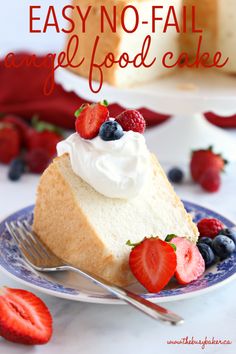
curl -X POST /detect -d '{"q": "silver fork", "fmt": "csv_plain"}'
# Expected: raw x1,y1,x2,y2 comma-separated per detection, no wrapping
6,220,184,325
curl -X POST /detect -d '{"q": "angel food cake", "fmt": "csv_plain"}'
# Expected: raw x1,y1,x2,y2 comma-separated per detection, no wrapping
33,102,199,286
67,0,236,87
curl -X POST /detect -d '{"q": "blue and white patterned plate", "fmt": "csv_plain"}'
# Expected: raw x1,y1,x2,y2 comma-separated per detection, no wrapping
0,202,236,304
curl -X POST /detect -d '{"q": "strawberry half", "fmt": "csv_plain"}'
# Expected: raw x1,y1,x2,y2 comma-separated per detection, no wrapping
171,237,205,285
0,287,53,345
190,146,227,182
128,237,177,293
75,102,109,139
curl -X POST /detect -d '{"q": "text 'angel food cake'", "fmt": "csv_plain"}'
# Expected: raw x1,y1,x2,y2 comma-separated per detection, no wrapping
33,102,199,287
67,0,236,87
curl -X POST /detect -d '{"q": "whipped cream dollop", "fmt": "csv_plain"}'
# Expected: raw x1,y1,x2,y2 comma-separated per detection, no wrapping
57,131,151,199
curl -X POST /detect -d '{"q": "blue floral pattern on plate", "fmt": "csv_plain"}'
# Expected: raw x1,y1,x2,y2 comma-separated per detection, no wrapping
0,202,235,304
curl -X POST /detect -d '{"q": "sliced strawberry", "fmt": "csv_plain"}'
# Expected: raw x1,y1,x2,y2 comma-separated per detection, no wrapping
0,287,53,345
0,123,21,164
75,102,109,139
128,237,177,293
171,237,205,285
25,117,63,158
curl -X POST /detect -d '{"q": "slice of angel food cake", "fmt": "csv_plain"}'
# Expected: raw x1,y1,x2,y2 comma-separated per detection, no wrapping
33,102,204,292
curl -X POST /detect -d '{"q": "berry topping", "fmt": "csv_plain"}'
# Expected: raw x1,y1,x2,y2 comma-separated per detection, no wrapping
99,121,124,141
219,228,236,245
167,167,184,183
197,237,213,248
197,243,216,267
197,218,224,238
116,110,146,134
171,237,205,285
128,237,177,293
25,148,51,174
190,146,227,183
0,123,21,164
8,158,26,181
0,287,52,345
75,102,109,139
212,235,235,259
199,167,221,193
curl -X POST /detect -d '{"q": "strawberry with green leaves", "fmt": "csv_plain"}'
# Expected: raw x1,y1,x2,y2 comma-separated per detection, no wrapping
127,235,205,292
26,117,64,158
127,237,177,293
75,101,109,139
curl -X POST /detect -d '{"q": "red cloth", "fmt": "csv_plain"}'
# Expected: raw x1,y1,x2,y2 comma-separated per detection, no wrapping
0,53,236,129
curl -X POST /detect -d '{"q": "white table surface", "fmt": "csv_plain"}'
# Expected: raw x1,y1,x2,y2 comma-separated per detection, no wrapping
0,129,236,354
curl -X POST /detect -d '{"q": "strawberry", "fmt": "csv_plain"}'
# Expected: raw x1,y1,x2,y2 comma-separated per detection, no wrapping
0,123,21,164
75,102,109,139
25,148,51,174
171,237,205,284
1,115,30,146
0,287,52,345
197,218,224,238
26,117,63,157
128,237,177,293
26,129,62,157
199,167,221,193
115,110,146,133
190,146,227,182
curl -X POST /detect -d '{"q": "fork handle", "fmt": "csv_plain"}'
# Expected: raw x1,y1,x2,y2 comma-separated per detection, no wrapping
64,265,183,325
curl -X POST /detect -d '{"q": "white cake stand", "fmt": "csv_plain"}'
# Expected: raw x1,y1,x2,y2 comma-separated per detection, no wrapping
55,68,236,163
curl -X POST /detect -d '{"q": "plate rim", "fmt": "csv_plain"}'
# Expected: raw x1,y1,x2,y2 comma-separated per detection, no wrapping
0,202,236,305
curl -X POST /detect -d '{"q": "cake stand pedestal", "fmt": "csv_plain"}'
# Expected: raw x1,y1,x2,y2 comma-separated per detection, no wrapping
55,68,236,163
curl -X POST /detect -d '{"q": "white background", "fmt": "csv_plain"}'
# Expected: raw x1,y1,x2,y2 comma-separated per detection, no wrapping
0,1,68,56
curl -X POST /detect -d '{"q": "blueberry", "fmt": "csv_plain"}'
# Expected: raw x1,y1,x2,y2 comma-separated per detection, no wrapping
212,235,235,259
8,158,25,181
99,121,124,141
167,168,184,183
219,228,236,245
198,237,213,248
197,243,215,267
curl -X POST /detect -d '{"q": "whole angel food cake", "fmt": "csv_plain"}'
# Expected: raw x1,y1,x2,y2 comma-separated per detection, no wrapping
67,0,236,87
33,102,199,287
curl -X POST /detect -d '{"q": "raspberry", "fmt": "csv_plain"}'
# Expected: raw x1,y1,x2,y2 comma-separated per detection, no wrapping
25,148,51,174
199,168,221,193
115,110,146,133
197,218,224,238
